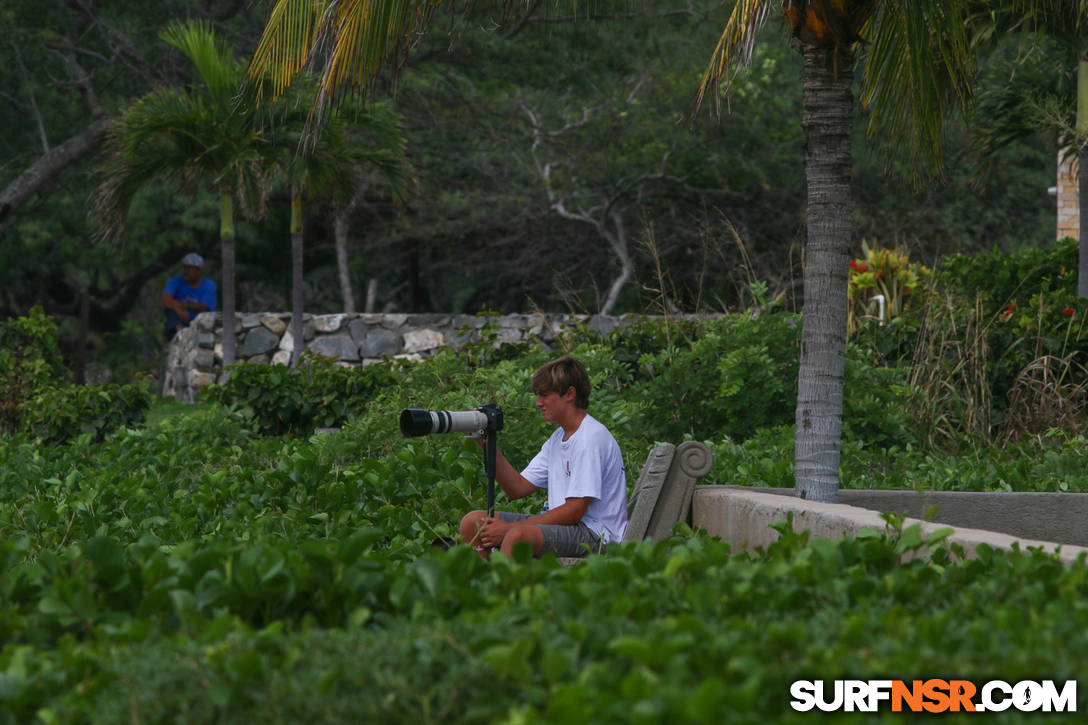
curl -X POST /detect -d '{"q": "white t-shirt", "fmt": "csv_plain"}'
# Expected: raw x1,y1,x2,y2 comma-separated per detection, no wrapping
520,413,628,543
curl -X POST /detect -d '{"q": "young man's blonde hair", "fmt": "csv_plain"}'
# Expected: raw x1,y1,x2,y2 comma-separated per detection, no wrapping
531,355,591,409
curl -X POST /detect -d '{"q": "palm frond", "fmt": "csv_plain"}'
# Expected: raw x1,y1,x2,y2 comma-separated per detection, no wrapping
694,0,778,114
161,20,243,106
970,38,1077,161
247,0,330,101
861,0,975,175
247,0,435,138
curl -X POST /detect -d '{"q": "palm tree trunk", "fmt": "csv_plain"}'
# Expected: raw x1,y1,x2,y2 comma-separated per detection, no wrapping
290,189,305,368
220,186,237,372
794,44,854,503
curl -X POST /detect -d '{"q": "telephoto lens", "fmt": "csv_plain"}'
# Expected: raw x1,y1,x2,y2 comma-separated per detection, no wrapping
399,409,438,437
400,409,490,437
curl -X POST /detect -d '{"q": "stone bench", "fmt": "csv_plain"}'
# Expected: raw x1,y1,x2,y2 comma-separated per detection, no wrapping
558,440,715,564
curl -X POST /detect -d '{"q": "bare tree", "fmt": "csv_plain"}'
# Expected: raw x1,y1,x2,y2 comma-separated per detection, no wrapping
523,88,692,314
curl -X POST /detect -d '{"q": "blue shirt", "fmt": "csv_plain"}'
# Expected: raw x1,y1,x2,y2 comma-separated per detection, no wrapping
164,275,217,332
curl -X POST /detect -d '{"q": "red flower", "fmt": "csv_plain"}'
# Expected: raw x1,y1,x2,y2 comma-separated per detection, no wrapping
850,259,868,273
1001,309,1014,320
1063,307,1075,317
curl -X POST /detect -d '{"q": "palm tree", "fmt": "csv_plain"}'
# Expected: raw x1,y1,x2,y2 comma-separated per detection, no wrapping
93,20,283,370
271,98,410,366
695,1,974,501
247,0,977,501
971,1,1088,296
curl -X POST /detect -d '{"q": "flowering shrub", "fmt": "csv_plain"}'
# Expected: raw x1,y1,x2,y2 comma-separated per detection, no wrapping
847,242,931,336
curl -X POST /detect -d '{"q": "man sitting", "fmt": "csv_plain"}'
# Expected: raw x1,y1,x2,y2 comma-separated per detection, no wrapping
162,252,216,341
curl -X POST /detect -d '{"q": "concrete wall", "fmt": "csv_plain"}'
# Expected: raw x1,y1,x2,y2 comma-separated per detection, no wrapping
692,486,1088,564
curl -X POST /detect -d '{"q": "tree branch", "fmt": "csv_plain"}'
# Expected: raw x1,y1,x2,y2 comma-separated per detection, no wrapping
0,118,111,223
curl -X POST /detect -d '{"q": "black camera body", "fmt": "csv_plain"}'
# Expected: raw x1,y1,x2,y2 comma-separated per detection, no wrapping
400,403,504,438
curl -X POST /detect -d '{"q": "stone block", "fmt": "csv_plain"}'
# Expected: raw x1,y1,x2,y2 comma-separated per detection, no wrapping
495,327,521,344
241,327,281,357
407,314,449,327
308,333,360,362
249,354,270,365
196,331,215,349
403,328,444,353
195,312,216,331
271,350,291,366
242,313,263,329
348,319,369,345
361,328,401,357
450,326,479,346
260,315,287,336
313,314,347,333
360,314,384,324
384,313,408,328
189,371,217,387
453,315,488,329
279,322,315,351
194,349,215,370
587,314,618,336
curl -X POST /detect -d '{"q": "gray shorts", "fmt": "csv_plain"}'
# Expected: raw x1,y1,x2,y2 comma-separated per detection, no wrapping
497,512,604,557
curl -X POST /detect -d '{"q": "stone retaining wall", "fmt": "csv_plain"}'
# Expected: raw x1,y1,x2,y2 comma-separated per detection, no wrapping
163,311,675,400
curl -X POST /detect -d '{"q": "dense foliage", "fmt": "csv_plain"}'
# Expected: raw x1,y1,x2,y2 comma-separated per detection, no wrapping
0,309,149,441
2,254,1088,718
1,398,1086,722
202,354,399,436
0,307,69,430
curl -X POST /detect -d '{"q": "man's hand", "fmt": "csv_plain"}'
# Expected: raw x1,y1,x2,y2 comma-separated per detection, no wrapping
176,305,190,323
476,516,512,549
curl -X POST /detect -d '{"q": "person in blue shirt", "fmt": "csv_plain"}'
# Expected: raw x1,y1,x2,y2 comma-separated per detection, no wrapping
163,252,217,341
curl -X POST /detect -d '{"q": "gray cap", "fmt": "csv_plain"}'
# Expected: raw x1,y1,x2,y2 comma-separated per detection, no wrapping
181,252,204,268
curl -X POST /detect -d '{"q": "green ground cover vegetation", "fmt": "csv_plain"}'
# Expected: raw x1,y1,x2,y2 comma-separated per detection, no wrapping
2,240,1088,721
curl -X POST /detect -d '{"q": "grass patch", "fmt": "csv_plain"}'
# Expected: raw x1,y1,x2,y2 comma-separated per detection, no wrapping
144,397,214,427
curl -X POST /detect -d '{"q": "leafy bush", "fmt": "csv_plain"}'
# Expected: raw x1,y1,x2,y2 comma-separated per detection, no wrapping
22,383,151,444
8,522,1088,723
0,307,69,433
940,236,1076,312
2,316,1088,721
632,314,801,441
202,353,399,436
627,314,918,449
840,345,918,449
